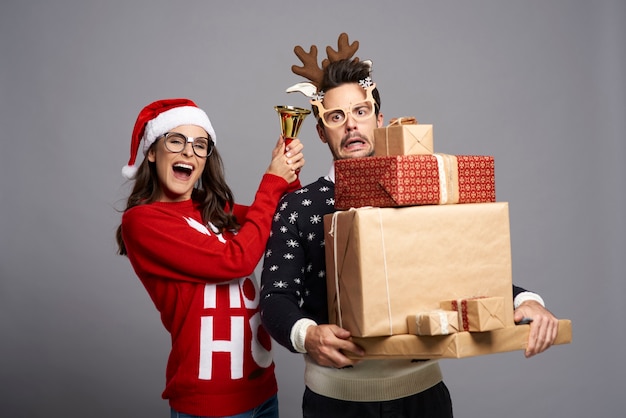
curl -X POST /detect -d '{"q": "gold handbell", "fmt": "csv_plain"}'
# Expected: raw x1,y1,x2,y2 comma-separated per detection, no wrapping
274,105,311,141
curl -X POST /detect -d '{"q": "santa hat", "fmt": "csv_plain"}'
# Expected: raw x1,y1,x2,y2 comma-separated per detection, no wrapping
122,98,216,179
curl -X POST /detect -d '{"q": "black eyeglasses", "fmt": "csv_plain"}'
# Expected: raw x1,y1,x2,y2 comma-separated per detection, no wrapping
160,132,214,158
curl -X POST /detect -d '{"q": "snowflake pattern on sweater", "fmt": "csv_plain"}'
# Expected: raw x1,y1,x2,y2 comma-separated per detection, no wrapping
260,177,336,351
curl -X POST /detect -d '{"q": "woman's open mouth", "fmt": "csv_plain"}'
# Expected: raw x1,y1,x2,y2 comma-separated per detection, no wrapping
173,162,194,179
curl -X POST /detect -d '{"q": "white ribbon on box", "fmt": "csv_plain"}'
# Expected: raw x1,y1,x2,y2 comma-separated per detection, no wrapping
434,153,459,205
435,310,452,335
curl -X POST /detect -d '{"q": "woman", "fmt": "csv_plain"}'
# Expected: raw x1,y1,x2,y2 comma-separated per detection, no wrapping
116,98,304,417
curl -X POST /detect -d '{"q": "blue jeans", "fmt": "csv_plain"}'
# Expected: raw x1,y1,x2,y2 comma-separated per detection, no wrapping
171,394,279,418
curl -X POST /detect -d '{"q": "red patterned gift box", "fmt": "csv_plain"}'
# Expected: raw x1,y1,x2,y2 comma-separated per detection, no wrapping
334,154,495,210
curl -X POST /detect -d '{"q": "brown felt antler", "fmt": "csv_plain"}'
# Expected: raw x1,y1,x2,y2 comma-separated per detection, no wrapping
291,44,324,90
323,32,360,68
291,33,360,90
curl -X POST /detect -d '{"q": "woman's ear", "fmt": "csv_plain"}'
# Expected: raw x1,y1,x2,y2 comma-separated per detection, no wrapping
147,146,156,163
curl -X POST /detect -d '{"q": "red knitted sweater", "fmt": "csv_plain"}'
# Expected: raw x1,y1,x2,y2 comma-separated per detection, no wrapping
122,174,295,416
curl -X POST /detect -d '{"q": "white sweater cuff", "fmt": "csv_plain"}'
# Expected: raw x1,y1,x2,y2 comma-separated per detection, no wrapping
290,318,318,353
514,291,545,309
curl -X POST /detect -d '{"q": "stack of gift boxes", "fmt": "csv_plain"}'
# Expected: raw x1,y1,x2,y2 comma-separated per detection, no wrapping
323,119,571,359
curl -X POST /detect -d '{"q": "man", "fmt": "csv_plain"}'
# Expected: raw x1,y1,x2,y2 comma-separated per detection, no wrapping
261,51,558,417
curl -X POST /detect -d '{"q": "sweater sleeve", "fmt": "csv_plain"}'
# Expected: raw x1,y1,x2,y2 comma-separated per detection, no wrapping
513,285,526,298
259,192,312,352
259,180,334,352
122,174,289,284
512,284,546,308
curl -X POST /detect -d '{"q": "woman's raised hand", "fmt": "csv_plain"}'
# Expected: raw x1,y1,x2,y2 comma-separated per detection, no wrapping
266,136,305,184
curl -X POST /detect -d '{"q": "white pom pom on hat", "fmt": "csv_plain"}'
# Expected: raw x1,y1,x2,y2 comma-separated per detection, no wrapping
122,98,216,179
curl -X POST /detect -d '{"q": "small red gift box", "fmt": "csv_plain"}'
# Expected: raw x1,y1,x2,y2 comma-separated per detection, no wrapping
440,296,506,332
334,154,495,210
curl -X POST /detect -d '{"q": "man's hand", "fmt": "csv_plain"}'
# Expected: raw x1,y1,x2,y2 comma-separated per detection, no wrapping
305,324,365,368
514,300,559,358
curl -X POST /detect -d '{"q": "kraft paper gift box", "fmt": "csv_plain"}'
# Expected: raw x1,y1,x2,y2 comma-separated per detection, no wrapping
440,296,507,332
324,202,514,338
349,319,573,359
374,122,434,156
407,310,460,336
334,154,495,210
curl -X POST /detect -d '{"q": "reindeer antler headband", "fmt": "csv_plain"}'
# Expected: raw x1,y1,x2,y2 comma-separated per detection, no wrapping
286,32,373,99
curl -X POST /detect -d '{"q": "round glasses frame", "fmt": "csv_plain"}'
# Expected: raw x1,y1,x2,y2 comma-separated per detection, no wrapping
160,132,214,158
310,83,378,128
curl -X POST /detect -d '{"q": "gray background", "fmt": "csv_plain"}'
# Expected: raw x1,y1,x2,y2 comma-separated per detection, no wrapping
1,1,624,417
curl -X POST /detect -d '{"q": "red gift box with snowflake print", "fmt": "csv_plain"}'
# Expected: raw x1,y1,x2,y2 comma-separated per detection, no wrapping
334,154,495,210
